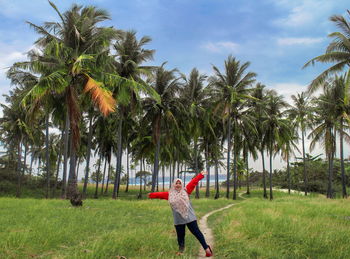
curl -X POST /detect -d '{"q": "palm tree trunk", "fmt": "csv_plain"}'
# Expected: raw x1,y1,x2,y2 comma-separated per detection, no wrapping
23,142,27,176
214,159,220,199
94,155,102,199
101,157,107,195
45,112,50,199
269,145,273,200
327,151,335,199
53,131,64,197
245,151,250,195
205,142,210,198
16,139,22,198
83,112,93,197
67,130,77,199
61,112,70,199
287,154,291,195
113,118,123,199
29,150,34,176
105,160,111,194
162,166,165,191
152,129,161,192
126,147,129,192
194,140,200,199
261,149,267,198
339,118,347,198
302,129,308,196
226,116,232,198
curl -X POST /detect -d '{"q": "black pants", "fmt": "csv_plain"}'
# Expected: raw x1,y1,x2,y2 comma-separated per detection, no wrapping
174,220,208,250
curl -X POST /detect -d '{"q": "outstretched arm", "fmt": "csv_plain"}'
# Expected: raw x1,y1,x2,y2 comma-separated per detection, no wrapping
186,171,206,195
148,192,169,200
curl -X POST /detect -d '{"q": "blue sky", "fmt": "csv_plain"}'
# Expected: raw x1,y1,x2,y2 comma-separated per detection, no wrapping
0,0,349,170
1,0,349,100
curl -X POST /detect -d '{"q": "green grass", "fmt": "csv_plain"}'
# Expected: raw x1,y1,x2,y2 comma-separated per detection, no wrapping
2,188,350,258
0,189,234,259
209,190,350,259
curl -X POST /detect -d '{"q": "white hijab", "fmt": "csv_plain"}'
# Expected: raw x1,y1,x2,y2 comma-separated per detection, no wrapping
168,178,190,219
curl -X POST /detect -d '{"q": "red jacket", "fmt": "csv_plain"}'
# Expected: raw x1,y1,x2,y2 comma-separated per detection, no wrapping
148,173,204,200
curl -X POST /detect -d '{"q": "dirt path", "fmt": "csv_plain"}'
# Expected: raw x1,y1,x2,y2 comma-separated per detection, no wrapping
197,193,247,258
197,203,235,258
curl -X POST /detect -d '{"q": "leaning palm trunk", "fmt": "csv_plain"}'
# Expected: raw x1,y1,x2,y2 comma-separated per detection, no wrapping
45,113,50,199
162,166,165,191
101,158,107,195
339,119,348,198
226,116,232,198
61,112,70,199
113,118,123,199
301,129,308,196
104,161,111,193
260,149,267,198
29,151,34,176
269,144,273,200
82,112,93,197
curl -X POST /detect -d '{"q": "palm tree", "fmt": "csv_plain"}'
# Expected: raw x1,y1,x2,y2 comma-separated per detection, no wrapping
209,55,256,199
18,2,118,201
280,118,300,194
303,10,350,92
142,62,180,192
262,92,289,200
309,90,338,198
249,83,269,198
111,30,156,198
330,75,350,198
287,92,314,195
180,68,207,198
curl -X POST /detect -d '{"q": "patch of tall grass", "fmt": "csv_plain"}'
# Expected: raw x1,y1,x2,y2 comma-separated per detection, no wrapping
208,190,350,258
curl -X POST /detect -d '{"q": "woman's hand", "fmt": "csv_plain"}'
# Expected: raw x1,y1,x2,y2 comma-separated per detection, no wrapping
200,171,208,176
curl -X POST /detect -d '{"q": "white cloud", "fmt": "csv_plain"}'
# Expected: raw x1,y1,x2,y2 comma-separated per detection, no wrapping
277,37,323,46
201,41,239,53
271,0,333,28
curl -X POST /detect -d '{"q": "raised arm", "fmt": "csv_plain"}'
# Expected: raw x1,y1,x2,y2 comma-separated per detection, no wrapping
185,172,205,195
148,192,169,200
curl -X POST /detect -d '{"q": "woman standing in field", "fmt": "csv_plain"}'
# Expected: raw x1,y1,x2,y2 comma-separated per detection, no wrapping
148,171,213,257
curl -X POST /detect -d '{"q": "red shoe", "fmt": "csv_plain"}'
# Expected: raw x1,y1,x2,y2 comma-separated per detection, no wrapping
205,245,213,257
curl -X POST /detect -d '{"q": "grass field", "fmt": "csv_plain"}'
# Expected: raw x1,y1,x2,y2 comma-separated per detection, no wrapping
0,186,234,259
209,190,350,259
1,188,350,258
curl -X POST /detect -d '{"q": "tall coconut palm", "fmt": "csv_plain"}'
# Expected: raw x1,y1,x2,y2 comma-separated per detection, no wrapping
330,74,350,198
18,2,119,201
262,92,289,200
309,90,339,198
287,92,314,195
111,30,156,197
248,83,269,198
209,55,256,199
142,62,180,192
180,68,207,198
